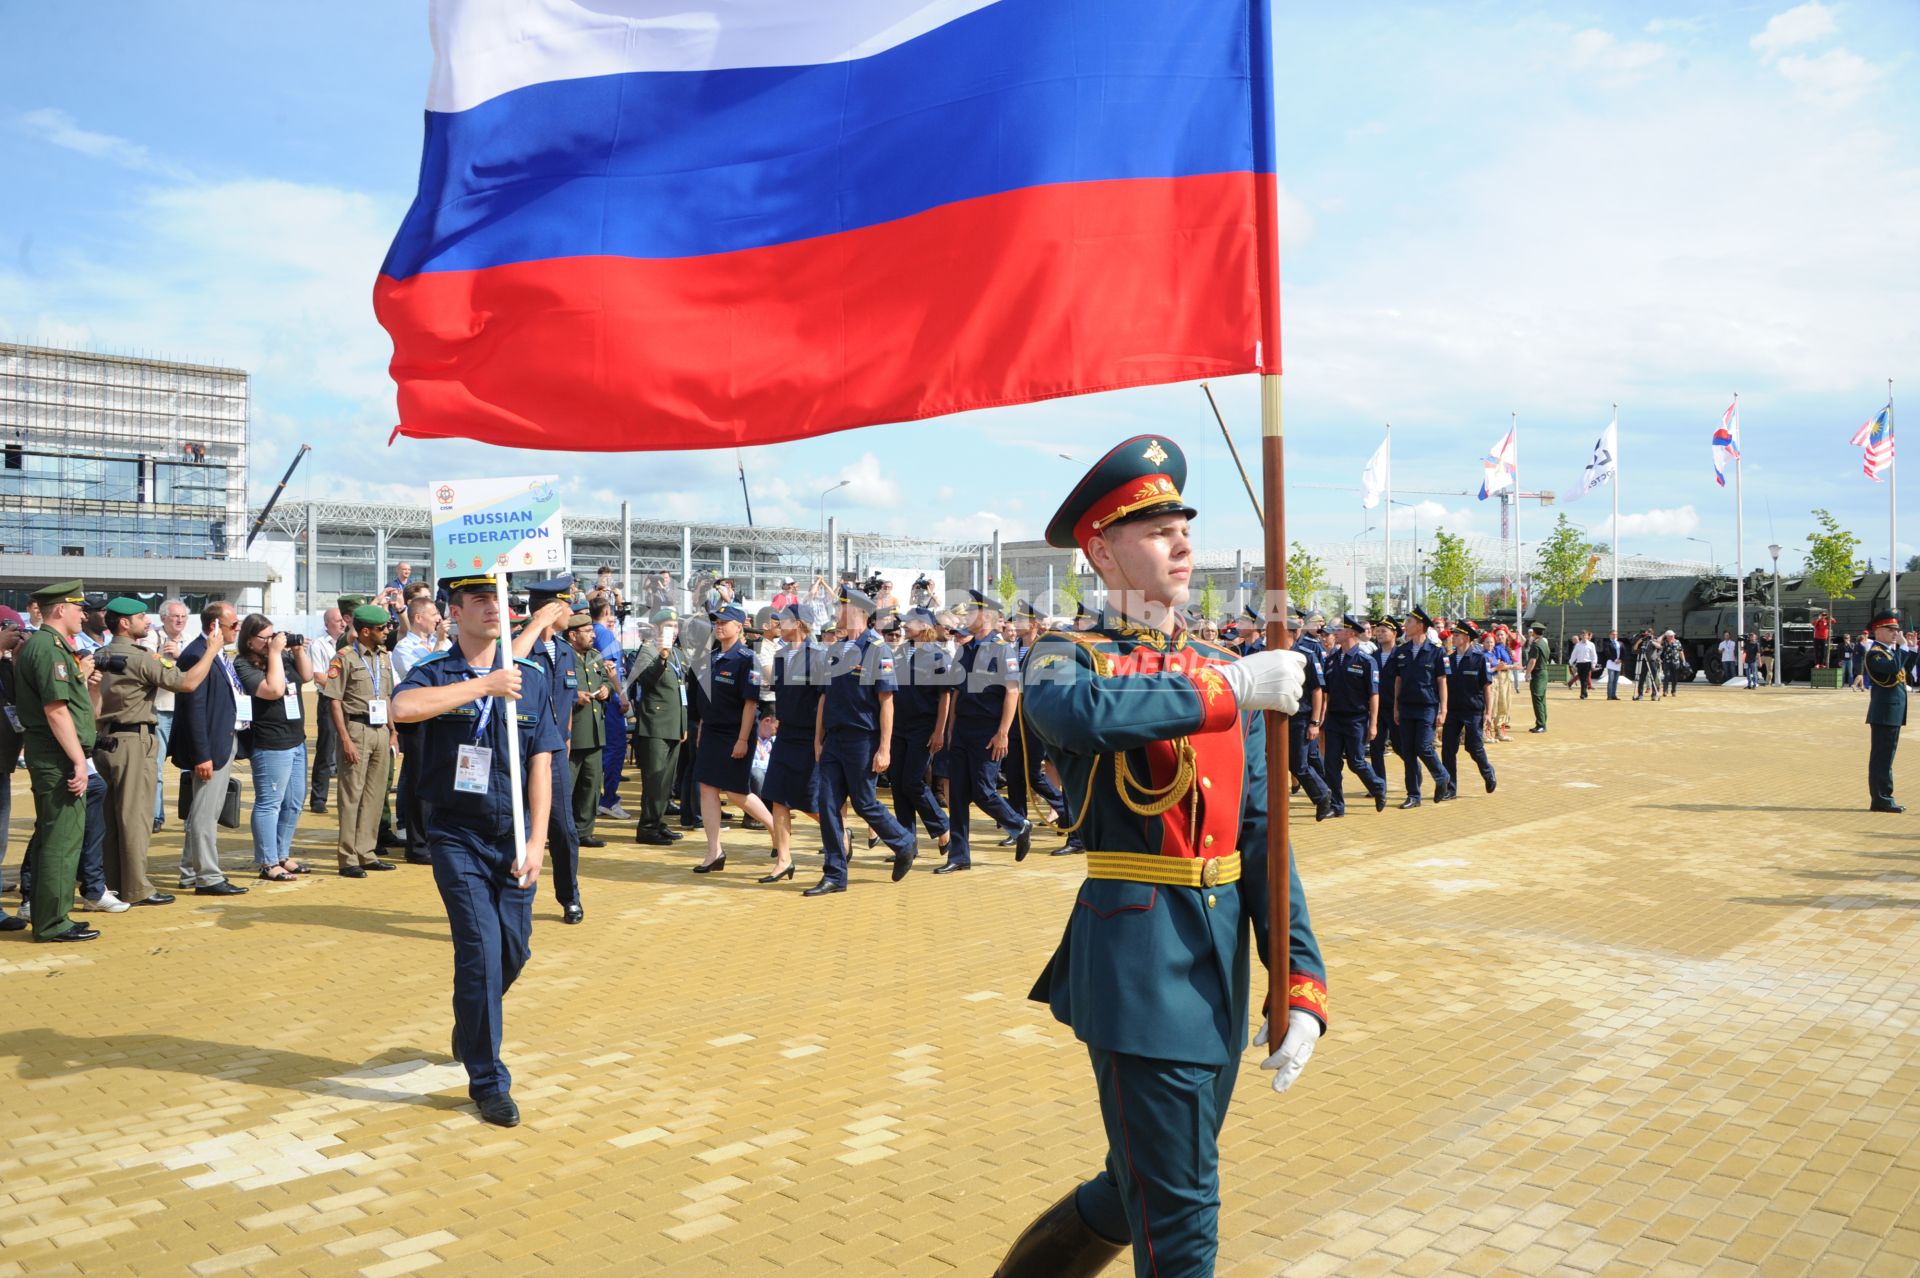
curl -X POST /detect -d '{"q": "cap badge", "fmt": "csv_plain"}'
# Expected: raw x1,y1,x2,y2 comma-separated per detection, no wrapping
1142,440,1169,467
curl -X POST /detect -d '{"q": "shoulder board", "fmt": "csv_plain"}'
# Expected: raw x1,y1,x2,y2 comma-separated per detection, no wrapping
412,650,450,668
514,657,542,671
1180,636,1238,662
1030,630,1111,677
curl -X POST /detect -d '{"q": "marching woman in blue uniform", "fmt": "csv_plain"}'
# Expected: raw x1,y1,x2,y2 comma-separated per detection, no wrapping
1322,615,1388,816
995,436,1329,1278
1864,609,1907,812
889,607,954,856
942,589,1035,872
690,604,775,873
804,585,918,896
1383,606,1452,809
761,604,825,883
1441,621,1498,796
393,576,563,1128
511,578,585,923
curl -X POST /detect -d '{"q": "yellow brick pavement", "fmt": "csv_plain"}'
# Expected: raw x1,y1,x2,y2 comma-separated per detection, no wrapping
2,684,1917,1275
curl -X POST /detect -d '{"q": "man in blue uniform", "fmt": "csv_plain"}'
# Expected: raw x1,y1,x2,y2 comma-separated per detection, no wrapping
393,576,561,1127
943,589,1035,873
1368,617,1400,788
512,579,584,924
1385,606,1452,809
1864,610,1907,812
804,585,918,896
1287,608,1336,822
996,436,1328,1278
1322,615,1388,816
889,607,953,855
1003,600,1067,833
1441,621,1498,797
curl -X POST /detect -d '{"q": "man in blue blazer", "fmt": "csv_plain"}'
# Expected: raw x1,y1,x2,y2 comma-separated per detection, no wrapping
1864,609,1907,812
169,602,248,895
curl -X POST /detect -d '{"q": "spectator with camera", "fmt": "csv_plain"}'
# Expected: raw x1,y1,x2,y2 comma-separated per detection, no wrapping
235,614,315,881
94,598,221,907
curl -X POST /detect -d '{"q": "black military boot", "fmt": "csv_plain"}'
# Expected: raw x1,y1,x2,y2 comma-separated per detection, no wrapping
992,1189,1126,1278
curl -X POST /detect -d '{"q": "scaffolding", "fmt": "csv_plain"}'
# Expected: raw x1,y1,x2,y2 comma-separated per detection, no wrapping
0,343,250,560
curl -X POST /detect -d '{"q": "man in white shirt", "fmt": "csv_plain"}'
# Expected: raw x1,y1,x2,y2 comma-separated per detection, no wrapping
389,598,447,679
1569,632,1598,699
1717,631,1738,682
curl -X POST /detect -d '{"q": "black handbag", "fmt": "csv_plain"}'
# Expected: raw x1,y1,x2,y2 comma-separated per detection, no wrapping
178,770,243,829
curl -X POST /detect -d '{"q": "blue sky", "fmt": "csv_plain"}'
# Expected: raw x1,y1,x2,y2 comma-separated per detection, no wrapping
2,1,1916,574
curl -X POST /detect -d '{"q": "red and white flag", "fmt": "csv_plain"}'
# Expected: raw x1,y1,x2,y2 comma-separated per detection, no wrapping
1850,405,1894,481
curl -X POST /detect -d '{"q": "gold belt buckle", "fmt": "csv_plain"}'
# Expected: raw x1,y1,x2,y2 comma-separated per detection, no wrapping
1201,857,1221,888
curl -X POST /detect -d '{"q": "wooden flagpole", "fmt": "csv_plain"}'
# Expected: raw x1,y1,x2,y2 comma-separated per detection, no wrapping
1261,373,1291,1035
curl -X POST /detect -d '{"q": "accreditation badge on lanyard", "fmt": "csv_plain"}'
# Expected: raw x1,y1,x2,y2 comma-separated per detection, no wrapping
454,677,494,794
227,657,252,728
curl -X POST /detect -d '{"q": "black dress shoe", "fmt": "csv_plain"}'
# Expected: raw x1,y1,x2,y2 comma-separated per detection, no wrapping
997,826,1021,847
1373,789,1388,813
932,861,970,875
366,860,398,872
132,893,176,906
563,904,584,924
1872,802,1906,813
1013,821,1033,863
1529,726,1547,733
579,837,606,848
662,827,685,841
664,804,682,817
1433,786,1455,803
635,828,676,846
339,865,367,879
194,880,249,895
0,915,25,932
802,879,846,897
1313,793,1334,822
866,832,879,849
1484,772,1497,794
892,837,919,882
310,802,328,815
759,865,796,884
1398,797,1422,810
152,817,165,833
41,922,100,942
693,856,726,874
476,1094,520,1127
1052,838,1085,857
405,850,433,865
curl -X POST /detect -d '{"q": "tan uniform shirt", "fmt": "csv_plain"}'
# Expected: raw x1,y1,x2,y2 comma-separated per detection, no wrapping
96,635,187,727
322,642,393,716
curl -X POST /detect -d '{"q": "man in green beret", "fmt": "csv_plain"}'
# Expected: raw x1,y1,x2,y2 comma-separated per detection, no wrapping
13,582,101,941
94,598,221,907
626,608,687,846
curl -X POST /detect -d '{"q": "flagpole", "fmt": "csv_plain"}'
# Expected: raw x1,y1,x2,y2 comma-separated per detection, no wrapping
1611,404,1620,637
1512,411,1522,632
1383,423,1392,612
1891,378,1899,620
494,563,527,883
1261,371,1292,1054
1734,393,1745,638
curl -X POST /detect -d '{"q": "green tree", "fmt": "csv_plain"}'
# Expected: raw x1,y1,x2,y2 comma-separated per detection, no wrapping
1197,575,1221,623
1366,590,1386,623
1805,509,1862,614
1057,566,1083,616
1286,541,1328,610
996,562,1019,612
1424,528,1480,619
1534,514,1609,653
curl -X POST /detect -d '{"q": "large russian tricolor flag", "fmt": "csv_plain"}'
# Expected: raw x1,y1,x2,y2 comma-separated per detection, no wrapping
375,0,1283,452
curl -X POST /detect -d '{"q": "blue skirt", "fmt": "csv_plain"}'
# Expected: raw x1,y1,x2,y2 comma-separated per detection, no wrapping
760,740,817,812
693,728,752,794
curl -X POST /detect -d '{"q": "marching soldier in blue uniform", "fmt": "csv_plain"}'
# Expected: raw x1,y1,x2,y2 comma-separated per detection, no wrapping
1864,609,1906,812
1322,615,1388,816
1287,608,1336,822
889,606,953,856
1441,621,1498,796
512,579,585,923
943,589,1035,872
804,585,918,896
1384,607,1452,809
995,436,1328,1278
393,576,562,1127
1004,600,1067,831
1368,616,1400,787
761,604,825,882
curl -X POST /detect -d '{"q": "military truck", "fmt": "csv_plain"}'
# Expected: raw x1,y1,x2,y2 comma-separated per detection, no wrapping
1528,571,1816,682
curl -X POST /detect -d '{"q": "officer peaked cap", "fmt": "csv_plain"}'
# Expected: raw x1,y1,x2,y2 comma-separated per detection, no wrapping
1045,435,1197,549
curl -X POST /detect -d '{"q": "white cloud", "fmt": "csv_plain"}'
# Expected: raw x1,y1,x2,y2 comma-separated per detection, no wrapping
1276,183,1315,250
836,451,902,509
1608,506,1701,540
18,108,196,181
1569,28,1669,79
1645,17,1705,36
1750,3,1837,61
1773,48,1886,108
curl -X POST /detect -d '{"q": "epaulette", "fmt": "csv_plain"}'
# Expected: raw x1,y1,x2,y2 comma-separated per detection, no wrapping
412,650,450,668
513,656,542,671
1030,628,1113,677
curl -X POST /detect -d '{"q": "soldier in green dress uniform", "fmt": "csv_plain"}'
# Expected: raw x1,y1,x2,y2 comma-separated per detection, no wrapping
564,614,613,847
994,439,1329,1278
628,608,688,845
1525,621,1551,733
13,582,101,942
1864,609,1907,812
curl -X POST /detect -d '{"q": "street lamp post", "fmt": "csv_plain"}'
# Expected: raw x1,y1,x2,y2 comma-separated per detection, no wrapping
1686,536,1717,573
1768,542,1783,686
819,479,850,575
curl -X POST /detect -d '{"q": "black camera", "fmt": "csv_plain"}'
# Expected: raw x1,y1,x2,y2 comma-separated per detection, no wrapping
96,653,130,675
286,633,305,648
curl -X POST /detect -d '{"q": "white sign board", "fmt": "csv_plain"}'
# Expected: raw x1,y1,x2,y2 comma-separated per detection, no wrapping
429,475,565,577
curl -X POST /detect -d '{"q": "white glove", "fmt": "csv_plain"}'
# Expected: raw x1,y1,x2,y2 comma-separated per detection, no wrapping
1217,649,1306,715
1254,1009,1321,1093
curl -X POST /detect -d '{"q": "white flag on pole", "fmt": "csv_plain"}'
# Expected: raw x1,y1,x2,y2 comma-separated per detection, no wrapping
1360,435,1389,509
1564,417,1618,503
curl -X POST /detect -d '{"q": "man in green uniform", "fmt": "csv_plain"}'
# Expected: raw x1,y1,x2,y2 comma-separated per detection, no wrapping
14,582,101,942
323,605,400,877
565,614,612,847
1864,609,1906,812
628,608,688,846
1525,621,1551,733
94,599,221,907
996,439,1327,1277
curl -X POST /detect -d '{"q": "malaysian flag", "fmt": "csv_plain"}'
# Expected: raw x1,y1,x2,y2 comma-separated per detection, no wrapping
1850,404,1894,481
1711,400,1740,488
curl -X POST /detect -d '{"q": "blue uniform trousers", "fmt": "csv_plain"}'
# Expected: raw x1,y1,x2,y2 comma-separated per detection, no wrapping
601,709,627,808
545,750,581,909
817,729,914,886
1004,720,1065,821
888,728,949,841
1072,1046,1238,1278
427,817,533,1102
1287,717,1331,807
1368,716,1394,791
1441,711,1494,789
1323,715,1385,814
1396,708,1450,799
947,732,1025,867
1869,723,1900,806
